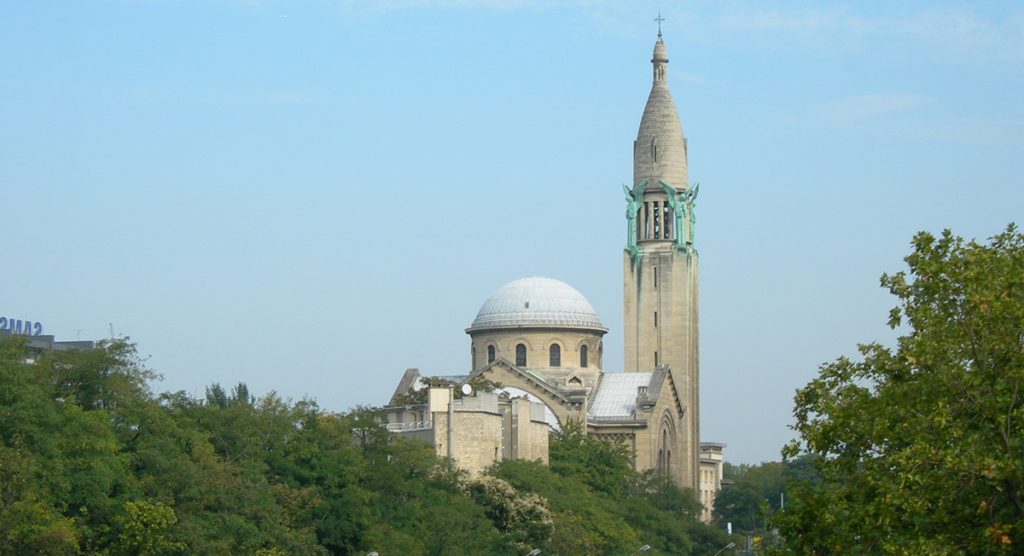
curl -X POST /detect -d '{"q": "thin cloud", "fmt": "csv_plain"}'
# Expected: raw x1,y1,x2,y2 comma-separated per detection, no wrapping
714,4,1023,66
812,93,925,126
72,85,329,106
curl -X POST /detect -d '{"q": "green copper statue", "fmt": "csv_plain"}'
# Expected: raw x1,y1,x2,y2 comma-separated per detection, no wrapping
684,182,699,245
623,180,648,255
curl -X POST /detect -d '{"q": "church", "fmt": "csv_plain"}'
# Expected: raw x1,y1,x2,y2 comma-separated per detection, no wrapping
381,31,724,517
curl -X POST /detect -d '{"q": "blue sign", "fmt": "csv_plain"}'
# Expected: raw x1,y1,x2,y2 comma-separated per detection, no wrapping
0,317,43,336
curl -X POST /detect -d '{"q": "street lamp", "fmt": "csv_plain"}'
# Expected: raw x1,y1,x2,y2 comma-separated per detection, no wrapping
712,542,735,556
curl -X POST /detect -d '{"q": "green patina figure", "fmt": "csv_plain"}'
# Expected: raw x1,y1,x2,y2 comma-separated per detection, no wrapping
623,180,648,257
684,182,699,245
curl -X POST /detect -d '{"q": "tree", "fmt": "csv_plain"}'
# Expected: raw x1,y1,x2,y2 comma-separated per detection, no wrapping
775,225,1024,554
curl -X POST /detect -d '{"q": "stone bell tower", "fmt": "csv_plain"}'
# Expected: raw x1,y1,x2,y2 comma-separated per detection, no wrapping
622,31,700,492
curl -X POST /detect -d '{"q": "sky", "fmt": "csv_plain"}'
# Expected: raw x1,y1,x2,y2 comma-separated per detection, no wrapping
2,0,1022,465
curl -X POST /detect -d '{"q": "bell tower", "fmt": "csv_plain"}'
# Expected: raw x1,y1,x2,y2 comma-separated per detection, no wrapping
622,31,700,491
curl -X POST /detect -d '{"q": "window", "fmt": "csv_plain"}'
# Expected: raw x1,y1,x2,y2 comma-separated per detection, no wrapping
654,351,659,366
471,347,477,369
516,344,527,367
654,266,658,288
580,345,589,368
549,344,561,367
487,345,496,364
653,201,661,238
654,311,658,327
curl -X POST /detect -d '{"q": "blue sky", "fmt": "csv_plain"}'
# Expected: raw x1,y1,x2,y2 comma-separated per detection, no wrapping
2,1,1021,464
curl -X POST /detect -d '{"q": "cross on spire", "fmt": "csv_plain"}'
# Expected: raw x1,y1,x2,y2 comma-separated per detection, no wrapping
654,11,665,37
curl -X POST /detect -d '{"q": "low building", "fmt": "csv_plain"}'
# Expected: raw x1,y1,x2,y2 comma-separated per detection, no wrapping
1,328,94,363
381,375,549,476
699,442,726,522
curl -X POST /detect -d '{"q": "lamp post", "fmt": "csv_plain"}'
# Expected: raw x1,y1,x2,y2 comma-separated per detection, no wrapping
712,542,735,556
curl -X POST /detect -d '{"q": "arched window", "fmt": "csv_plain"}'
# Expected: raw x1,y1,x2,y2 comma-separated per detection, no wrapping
662,430,669,475
580,345,589,368
487,345,496,364
549,344,561,367
515,344,527,367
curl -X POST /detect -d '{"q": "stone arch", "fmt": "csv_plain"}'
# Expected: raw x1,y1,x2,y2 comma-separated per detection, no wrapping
547,341,562,367
471,361,585,428
509,337,534,351
658,409,678,480
575,338,593,368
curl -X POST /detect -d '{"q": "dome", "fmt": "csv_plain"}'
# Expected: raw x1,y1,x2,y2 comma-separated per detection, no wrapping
468,277,606,332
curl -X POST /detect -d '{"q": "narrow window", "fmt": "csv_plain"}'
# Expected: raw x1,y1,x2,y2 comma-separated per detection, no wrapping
472,347,477,369
654,351,659,366
653,201,661,239
487,345,496,364
654,267,658,288
580,345,589,368
516,344,527,367
654,311,658,327
663,204,671,239
549,344,561,367
643,202,650,240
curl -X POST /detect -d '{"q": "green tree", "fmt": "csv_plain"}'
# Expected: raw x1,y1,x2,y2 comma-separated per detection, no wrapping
775,225,1024,554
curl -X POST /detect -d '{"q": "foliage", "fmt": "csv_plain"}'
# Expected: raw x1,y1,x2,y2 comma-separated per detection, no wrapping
465,475,553,551
389,374,501,406
775,225,1024,554
713,458,820,532
0,336,726,555
491,422,730,555
548,419,635,496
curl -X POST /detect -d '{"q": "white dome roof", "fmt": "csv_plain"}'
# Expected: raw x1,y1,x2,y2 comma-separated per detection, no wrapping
468,277,606,332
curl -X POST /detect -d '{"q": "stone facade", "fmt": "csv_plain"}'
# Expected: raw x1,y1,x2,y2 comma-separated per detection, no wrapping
381,32,723,518
623,31,701,493
699,442,726,522
382,387,549,476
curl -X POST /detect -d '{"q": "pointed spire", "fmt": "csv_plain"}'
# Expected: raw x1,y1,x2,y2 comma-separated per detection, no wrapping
634,31,687,191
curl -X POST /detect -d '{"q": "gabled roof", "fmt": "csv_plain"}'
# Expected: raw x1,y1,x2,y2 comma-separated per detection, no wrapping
588,366,685,421
588,372,653,419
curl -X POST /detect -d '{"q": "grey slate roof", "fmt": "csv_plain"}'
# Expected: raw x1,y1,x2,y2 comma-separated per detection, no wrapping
588,372,654,419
